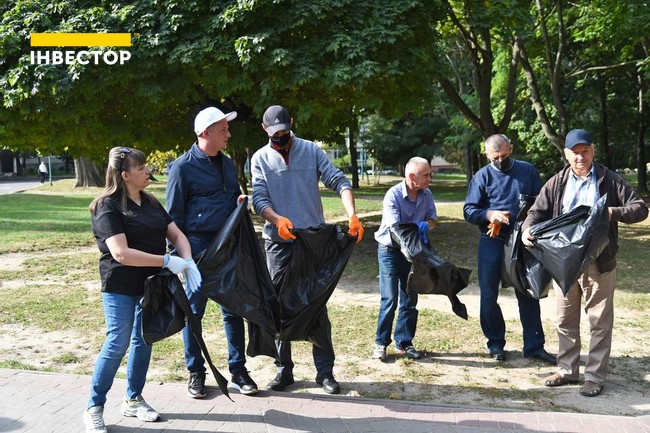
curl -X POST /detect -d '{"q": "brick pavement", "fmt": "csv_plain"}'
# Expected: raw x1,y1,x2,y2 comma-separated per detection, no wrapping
1,369,649,433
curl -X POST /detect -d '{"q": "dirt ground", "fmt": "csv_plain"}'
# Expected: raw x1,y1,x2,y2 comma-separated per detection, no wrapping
1,245,649,418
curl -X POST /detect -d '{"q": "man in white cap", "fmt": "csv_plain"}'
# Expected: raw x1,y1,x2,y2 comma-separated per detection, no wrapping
166,106,259,399
250,105,364,395
522,128,648,397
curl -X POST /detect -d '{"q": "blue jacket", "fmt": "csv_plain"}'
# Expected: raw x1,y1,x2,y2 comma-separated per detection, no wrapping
166,143,240,237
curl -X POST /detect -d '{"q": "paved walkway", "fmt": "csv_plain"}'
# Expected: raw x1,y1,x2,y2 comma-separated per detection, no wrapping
1,369,649,433
0,179,42,196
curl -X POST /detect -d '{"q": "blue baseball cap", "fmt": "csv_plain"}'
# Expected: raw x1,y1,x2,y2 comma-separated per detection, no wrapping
565,129,592,149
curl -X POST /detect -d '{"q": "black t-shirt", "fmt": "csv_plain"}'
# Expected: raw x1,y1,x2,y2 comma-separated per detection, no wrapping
92,194,172,295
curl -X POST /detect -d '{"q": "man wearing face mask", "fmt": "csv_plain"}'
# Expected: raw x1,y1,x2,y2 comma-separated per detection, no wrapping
251,105,364,395
463,134,556,365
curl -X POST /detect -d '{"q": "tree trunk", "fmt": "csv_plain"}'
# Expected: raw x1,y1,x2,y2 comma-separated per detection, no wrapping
229,148,249,195
515,37,563,154
14,152,25,176
74,158,102,187
464,142,473,182
637,72,648,193
599,78,612,168
348,129,359,190
348,108,359,190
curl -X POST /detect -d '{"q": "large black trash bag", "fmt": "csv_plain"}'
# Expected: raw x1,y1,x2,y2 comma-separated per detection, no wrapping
195,198,357,359
141,271,230,399
389,223,470,320
526,194,610,296
502,194,552,300
275,225,356,343
247,225,357,358
197,199,279,334
141,272,185,344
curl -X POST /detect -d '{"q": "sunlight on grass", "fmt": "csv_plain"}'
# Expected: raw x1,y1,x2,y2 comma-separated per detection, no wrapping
1,174,648,411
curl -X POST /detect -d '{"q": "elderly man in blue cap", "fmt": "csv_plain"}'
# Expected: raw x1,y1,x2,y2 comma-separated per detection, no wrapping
522,128,648,397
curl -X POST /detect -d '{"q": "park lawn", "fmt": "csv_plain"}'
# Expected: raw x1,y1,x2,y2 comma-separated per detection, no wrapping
0,176,648,405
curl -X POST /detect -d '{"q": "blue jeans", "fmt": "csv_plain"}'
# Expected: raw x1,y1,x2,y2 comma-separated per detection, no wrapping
265,240,335,377
375,244,419,349
182,234,247,375
477,234,545,354
87,292,151,409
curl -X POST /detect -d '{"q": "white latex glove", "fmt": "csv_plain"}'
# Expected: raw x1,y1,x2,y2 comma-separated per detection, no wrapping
163,254,188,274
183,258,202,293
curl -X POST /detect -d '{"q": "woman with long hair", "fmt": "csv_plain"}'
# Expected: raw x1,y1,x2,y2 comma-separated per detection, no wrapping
84,147,201,433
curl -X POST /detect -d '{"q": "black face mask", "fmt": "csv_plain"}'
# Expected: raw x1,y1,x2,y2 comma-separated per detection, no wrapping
491,155,513,171
270,133,291,147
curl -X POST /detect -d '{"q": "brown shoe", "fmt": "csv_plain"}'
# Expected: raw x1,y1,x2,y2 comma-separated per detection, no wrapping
543,373,579,387
579,381,603,397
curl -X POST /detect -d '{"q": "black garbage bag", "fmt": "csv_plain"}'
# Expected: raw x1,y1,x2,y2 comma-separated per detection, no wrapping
516,194,537,221
526,194,610,296
141,271,230,399
247,225,357,357
197,199,279,335
275,225,356,343
502,222,552,299
196,198,356,359
141,272,185,344
389,223,470,320
502,194,552,300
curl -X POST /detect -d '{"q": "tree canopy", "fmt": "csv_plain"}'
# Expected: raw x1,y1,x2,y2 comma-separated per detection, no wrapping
1,0,648,189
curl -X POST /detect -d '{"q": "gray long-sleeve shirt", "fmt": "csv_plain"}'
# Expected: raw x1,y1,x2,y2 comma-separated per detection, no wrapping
251,134,351,242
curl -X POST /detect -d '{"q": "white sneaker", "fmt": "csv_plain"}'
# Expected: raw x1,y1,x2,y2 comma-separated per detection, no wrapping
83,406,107,433
372,344,387,361
120,395,160,422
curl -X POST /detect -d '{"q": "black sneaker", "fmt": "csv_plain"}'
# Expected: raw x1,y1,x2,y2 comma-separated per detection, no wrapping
188,372,206,399
229,371,258,395
267,373,294,391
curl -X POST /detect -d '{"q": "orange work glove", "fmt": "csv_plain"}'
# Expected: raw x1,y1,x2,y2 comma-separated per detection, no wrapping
348,215,364,243
276,216,296,240
486,222,501,238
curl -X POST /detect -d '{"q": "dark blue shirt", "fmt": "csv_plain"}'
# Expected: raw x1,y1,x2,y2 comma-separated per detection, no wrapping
463,160,541,237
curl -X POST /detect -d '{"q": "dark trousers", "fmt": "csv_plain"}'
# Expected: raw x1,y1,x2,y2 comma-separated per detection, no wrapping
265,240,335,378
477,234,545,355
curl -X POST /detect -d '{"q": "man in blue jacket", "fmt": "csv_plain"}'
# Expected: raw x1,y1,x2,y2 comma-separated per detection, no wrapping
463,133,555,365
166,107,258,398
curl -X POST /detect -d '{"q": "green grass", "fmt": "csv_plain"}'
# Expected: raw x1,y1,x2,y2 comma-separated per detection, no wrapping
0,192,97,253
1,175,649,410
0,284,100,331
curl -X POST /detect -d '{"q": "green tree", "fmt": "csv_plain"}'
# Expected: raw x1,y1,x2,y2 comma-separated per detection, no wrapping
222,0,444,188
515,0,649,190
429,0,532,177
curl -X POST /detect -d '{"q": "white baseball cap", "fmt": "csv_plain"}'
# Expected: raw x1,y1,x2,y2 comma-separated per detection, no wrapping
194,107,237,136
